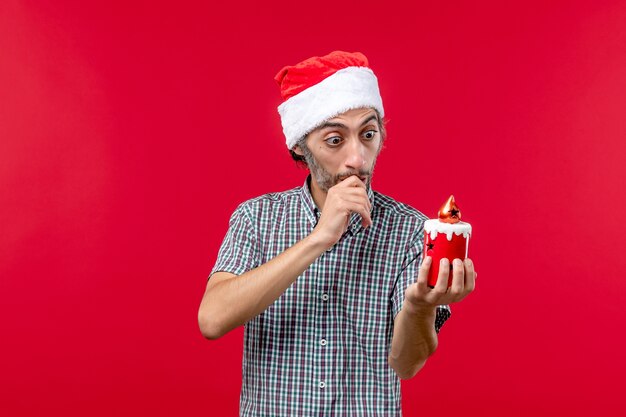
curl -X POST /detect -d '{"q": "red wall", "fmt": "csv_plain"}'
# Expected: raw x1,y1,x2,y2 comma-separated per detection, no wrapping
2,1,625,415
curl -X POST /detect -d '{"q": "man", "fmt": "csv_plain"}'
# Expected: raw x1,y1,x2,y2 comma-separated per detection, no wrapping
198,51,476,416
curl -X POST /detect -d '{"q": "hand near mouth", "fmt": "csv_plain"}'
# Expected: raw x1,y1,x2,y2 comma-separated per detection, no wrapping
338,174,368,185
310,175,372,249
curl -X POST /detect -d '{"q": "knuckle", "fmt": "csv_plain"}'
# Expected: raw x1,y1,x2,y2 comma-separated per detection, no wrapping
405,285,416,297
431,287,447,297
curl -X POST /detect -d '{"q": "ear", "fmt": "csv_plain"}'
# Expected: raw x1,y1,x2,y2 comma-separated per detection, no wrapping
292,145,304,156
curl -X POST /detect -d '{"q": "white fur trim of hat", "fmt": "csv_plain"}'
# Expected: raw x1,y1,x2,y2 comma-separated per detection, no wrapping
274,51,385,149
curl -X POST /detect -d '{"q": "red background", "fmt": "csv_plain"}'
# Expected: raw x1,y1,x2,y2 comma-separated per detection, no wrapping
2,1,625,415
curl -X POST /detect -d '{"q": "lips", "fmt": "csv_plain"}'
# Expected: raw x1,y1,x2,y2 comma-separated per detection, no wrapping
337,174,368,183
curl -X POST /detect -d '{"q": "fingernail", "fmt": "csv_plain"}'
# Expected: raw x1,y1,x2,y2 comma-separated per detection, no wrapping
424,256,432,266
454,259,462,267
440,258,448,266
466,258,473,267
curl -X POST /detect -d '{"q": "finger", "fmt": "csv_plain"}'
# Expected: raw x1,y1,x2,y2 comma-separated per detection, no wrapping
340,191,372,213
337,175,366,189
450,258,465,300
431,258,450,302
361,210,373,227
343,201,372,227
464,258,476,294
416,256,432,294
350,188,372,211
340,185,371,210
340,196,370,216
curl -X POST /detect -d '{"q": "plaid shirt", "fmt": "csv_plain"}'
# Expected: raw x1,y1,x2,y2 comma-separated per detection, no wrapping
210,175,451,417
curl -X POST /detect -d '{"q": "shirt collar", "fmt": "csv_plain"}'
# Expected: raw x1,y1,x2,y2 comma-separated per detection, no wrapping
300,175,319,227
300,174,375,235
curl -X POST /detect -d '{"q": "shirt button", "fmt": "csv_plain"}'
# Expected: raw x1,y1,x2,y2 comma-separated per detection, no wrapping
321,294,329,301
351,224,357,231
319,381,326,389
320,339,327,346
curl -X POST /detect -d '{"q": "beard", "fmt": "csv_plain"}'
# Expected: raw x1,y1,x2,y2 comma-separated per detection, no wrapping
300,143,377,192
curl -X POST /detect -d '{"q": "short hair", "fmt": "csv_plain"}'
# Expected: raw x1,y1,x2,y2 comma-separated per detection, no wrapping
289,109,387,169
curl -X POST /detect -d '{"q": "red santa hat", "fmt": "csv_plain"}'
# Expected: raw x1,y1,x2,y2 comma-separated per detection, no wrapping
274,51,385,149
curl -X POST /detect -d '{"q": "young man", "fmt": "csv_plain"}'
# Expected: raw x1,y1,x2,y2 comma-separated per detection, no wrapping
198,51,476,416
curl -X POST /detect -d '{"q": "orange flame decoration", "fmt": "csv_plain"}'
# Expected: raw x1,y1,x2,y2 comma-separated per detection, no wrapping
438,195,461,224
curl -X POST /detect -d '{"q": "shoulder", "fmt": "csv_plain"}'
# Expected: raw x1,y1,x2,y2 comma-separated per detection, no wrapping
373,190,429,223
373,191,429,240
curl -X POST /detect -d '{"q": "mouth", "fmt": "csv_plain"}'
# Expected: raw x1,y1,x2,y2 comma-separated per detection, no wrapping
340,175,367,182
337,174,369,183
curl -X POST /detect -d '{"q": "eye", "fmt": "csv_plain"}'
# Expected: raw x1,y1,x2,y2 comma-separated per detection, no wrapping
324,136,343,146
363,130,378,140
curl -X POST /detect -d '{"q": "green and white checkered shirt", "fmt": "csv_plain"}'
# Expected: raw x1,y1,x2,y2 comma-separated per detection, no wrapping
210,175,451,417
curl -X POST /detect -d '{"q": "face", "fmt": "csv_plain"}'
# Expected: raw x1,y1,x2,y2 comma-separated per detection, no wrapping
294,108,383,192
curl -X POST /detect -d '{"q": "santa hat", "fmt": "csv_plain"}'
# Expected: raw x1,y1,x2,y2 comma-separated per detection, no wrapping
275,51,385,149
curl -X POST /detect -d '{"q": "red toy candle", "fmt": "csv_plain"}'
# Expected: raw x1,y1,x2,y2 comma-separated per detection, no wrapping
424,195,472,287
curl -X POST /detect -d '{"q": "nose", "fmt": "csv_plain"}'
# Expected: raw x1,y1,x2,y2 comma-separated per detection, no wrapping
344,137,367,170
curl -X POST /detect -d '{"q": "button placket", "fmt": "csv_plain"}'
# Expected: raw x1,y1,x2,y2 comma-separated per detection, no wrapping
316,237,331,399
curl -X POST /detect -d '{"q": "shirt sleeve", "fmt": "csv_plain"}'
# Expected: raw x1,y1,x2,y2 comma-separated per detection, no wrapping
391,228,451,334
209,204,260,279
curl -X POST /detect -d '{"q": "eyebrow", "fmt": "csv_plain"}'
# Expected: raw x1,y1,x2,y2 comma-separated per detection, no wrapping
317,114,379,131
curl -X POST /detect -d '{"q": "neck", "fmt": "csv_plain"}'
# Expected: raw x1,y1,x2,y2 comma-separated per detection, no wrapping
308,175,327,211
